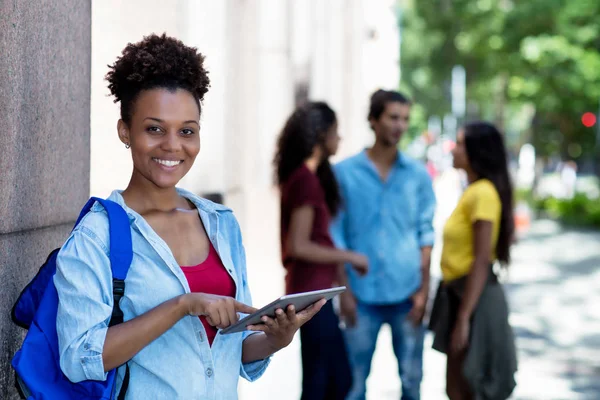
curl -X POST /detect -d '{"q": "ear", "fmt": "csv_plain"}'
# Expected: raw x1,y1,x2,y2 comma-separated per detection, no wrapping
117,120,130,146
368,117,376,132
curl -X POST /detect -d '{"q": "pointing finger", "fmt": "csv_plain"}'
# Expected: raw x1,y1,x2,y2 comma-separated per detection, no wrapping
234,300,258,315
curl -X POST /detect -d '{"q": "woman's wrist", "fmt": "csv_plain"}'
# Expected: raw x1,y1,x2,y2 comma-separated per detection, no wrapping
174,294,192,318
343,250,356,264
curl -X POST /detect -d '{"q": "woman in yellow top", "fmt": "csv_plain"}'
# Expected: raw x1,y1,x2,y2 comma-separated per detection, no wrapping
431,122,517,400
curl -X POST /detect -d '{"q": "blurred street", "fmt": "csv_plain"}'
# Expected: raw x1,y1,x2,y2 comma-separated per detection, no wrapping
506,220,600,400
238,171,600,400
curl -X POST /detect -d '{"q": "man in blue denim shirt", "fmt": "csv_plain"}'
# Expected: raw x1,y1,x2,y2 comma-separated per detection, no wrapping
331,90,436,400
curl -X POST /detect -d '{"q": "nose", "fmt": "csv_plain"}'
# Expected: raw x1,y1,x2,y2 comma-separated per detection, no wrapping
161,131,183,152
398,120,408,132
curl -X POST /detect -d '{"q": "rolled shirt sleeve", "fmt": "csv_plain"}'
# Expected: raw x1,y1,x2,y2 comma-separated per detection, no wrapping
54,222,114,383
418,171,436,248
330,166,349,250
240,332,271,382
233,221,271,381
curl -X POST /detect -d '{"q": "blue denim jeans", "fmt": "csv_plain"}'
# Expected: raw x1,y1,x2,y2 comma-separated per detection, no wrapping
343,300,425,400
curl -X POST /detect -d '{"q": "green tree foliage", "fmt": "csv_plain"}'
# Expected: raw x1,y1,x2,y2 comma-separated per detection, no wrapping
400,0,600,162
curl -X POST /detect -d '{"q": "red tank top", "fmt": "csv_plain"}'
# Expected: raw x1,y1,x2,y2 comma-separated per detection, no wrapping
180,242,236,346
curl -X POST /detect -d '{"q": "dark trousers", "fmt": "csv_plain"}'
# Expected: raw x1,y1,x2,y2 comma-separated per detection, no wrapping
299,301,352,400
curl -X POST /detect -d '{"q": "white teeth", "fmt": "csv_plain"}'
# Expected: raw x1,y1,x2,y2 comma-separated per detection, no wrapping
153,158,182,167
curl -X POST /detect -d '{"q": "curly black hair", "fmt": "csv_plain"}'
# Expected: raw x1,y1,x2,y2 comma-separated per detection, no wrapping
105,33,210,124
273,101,342,216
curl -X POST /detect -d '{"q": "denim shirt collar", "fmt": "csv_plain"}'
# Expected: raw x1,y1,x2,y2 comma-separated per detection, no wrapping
98,188,238,297
359,148,406,169
101,187,231,221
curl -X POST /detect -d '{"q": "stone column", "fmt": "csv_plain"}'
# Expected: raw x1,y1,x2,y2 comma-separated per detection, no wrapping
0,1,91,398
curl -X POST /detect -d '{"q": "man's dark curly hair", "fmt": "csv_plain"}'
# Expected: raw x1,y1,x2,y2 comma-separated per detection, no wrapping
105,33,210,124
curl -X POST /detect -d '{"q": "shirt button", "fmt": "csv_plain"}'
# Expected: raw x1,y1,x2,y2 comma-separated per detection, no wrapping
198,331,204,342
206,368,213,377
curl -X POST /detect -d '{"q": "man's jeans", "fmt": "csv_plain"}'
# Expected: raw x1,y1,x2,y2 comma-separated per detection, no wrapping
343,300,425,400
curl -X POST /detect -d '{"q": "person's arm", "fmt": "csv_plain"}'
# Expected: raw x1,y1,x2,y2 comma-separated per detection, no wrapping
103,294,256,371
450,183,500,354
329,168,359,326
450,220,493,354
287,205,365,269
457,221,493,322
337,262,359,327
335,263,350,287
408,172,436,324
55,225,256,382
102,296,186,371
329,179,349,252
241,333,277,364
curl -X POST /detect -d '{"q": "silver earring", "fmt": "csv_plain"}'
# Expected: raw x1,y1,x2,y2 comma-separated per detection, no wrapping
125,143,130,149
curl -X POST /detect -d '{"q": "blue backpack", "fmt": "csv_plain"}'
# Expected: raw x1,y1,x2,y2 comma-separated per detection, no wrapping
11,198,132,400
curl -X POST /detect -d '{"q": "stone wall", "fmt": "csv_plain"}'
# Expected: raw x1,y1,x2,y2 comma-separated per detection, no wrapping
0,1,91,397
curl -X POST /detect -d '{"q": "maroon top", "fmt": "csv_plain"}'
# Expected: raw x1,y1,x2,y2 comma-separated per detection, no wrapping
280,164,337,294
181,242,236,346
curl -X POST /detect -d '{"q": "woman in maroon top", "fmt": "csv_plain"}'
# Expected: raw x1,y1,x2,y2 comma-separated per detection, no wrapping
273,102,369,400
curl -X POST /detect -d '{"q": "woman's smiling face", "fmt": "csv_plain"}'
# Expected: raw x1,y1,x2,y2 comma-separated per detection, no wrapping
118,88,201,189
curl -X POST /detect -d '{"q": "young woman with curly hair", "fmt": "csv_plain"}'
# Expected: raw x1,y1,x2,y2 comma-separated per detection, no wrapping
54,33,324,399
273,102,368,400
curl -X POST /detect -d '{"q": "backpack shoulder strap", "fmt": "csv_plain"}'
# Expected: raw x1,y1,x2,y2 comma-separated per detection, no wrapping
76,197,133,399
75,197,133,281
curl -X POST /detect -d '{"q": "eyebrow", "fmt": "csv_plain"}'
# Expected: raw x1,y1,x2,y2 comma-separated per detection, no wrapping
144,117,199,125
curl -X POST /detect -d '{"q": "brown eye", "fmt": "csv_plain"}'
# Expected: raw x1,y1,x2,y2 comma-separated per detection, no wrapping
181,128,195,136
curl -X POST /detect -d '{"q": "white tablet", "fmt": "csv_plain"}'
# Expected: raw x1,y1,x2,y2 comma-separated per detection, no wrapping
220,286,346,335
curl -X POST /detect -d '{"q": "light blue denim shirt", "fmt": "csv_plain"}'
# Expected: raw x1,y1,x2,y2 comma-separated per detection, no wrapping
54,188,270,400
331,151,436,305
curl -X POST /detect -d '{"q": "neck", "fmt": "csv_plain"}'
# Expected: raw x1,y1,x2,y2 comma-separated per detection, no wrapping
466,169,479,184
122,170,189,213
305,153,322,173
367,140,398,166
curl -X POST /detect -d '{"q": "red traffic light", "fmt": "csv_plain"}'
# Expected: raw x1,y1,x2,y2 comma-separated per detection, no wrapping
582,112,596,128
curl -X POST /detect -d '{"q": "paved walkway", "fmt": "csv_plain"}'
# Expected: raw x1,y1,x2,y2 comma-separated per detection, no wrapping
237,172,600,400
